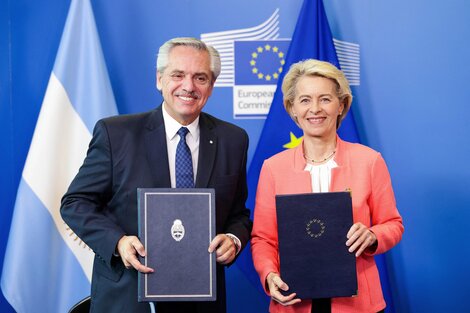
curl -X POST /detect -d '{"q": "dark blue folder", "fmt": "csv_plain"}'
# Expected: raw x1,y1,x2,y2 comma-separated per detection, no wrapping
276,192,357,299
137,188,216,301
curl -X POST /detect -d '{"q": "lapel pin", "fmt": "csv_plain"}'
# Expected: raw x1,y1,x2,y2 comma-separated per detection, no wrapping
209,140,214,144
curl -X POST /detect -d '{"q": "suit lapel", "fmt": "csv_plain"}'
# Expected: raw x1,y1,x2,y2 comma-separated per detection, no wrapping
144,107,171,187
195,113,217,188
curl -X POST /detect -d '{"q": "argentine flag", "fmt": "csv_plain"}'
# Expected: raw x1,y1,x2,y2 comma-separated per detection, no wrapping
1,0,118,312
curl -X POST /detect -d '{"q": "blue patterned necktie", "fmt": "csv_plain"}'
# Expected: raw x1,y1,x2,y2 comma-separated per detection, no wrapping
175,127,194,188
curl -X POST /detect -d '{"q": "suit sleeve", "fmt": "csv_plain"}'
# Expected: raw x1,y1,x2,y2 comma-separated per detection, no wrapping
366,153,404,255
222,130,253,252
60,120,125,268
251,160,279,295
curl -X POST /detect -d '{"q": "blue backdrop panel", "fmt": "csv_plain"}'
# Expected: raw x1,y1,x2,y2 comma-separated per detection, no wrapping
2,1,470,312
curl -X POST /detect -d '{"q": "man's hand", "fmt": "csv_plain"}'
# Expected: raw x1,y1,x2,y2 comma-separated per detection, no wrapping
208,234,236,265
266,272,301,306
346,222,377,257
116,235,154,273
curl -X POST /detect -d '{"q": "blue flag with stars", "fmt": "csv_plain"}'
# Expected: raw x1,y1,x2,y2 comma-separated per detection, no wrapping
245,0,360,231
235,40,290,85
245,0,359,211
236,0,396,312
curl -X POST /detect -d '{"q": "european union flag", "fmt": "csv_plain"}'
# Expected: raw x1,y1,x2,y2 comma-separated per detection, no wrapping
245,0,359,224
235,40,290,85
244,0,359,205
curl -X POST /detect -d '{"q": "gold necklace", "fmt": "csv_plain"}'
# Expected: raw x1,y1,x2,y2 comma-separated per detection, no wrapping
303,150,336,164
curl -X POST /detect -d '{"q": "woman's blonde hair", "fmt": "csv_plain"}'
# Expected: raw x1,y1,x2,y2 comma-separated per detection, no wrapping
281,59,352,129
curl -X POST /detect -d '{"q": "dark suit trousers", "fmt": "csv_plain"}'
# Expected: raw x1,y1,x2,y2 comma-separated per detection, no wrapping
155,301,223,313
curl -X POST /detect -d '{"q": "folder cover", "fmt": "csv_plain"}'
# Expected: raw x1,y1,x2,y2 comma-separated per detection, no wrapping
137,188,216,301
276,192,357,299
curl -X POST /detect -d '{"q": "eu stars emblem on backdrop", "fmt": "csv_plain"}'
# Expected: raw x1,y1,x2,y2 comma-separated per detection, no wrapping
233,40,290,118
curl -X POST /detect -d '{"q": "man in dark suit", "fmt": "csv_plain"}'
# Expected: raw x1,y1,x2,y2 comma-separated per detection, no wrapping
61,37,252,313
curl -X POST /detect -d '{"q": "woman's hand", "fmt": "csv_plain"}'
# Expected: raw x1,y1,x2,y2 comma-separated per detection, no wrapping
346,223,377,257
266,272,301,306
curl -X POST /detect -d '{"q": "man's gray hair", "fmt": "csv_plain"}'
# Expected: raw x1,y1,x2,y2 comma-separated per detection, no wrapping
156,37,221,81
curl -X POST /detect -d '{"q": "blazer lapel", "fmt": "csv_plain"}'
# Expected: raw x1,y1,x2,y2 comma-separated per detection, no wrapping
195,113,216,188
330,137,350,192
292,142,314,193
144,107,171,187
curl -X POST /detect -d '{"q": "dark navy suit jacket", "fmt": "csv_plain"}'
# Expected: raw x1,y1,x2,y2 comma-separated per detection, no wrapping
61,106,252,313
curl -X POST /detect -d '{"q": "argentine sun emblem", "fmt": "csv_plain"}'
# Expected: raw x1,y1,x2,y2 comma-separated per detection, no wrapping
171,219,185,242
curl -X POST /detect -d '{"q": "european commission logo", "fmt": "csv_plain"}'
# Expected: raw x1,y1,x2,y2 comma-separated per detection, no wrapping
233,39,290,118
201,9,360,119
235,40,289,85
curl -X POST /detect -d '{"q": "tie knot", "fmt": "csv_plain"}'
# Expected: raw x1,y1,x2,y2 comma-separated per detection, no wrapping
177,127,189,139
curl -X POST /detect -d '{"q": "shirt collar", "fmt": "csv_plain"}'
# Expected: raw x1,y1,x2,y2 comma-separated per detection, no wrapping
294,135,344,172
304,158,338,172
162,102,200,141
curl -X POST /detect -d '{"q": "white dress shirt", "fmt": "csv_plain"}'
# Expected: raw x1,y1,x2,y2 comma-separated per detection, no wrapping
304,158,338,193
161,104,241,253
162,104,200,188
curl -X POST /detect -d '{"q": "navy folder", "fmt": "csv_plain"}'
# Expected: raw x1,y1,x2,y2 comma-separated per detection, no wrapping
137,188,216,302
276,192,357,299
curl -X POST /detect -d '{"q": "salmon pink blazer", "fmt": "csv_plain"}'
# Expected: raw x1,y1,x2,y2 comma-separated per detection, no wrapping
251,137,404,313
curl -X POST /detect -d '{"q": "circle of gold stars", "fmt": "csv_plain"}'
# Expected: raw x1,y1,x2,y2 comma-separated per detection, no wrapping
250,44,285,82
306,219,326,239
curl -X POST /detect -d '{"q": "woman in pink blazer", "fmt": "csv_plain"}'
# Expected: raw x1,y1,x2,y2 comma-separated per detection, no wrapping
251,59,404,313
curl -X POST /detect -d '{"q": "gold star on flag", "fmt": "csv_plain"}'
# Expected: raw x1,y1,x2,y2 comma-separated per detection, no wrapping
265,44,271,51
280,60,285,65
258,73,264,79
252,68,258,73
278,52,284,58
257,46,263,53
252,52,258,58
273,46,279,52
250,60,256,66
273,73,279,79
283,132,303,149
266,75,272,81
278,67,283,73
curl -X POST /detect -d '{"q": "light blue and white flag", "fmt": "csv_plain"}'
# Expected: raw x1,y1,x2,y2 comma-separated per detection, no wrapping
1,0,117,312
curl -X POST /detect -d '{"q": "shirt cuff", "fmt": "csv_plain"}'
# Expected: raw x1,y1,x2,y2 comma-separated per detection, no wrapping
225,233,241,255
